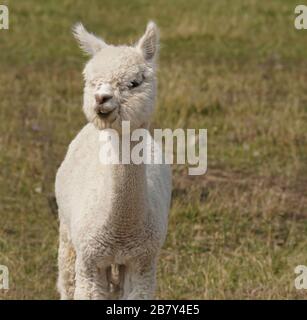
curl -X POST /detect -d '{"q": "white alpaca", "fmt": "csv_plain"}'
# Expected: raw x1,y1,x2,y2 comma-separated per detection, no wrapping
55,22,172,300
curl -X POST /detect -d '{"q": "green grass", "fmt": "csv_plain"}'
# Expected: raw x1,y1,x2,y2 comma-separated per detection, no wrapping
1,0,307,299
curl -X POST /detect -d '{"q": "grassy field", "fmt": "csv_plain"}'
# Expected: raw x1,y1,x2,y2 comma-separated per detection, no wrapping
1,0,307,299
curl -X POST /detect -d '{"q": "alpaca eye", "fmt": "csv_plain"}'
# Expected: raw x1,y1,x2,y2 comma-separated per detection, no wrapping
128,80,141,89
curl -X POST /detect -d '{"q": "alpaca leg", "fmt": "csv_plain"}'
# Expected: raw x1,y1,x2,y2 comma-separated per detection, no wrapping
74,257,110,300
57,223,76,300
125,256,157,300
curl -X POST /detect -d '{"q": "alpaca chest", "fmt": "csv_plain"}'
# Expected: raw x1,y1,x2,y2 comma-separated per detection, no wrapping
73,215,161,263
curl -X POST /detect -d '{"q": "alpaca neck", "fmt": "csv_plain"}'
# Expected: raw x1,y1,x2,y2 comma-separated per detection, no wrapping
108,138,148,230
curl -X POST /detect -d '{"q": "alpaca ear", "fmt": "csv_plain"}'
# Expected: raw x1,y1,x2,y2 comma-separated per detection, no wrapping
136,21,159,61
72,23,107,56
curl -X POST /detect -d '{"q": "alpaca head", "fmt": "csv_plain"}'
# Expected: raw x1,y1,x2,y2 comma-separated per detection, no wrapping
73,22,159,132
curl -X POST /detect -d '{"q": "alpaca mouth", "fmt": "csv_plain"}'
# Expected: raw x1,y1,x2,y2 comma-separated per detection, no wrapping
96,109,117,124
97,111,112,119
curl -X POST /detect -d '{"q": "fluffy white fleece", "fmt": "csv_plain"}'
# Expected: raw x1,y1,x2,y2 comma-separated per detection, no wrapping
55,22,172,300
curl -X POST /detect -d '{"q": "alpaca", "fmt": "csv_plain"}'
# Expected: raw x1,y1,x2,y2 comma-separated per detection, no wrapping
55,22,172,300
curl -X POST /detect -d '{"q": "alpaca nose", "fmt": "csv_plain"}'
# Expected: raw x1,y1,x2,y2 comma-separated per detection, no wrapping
95,93,113,105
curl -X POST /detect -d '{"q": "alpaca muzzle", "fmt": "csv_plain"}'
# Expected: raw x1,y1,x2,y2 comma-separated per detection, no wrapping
95,104,116,118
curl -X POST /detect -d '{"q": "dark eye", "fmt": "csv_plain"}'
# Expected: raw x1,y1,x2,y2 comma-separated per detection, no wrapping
128,80,141,89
